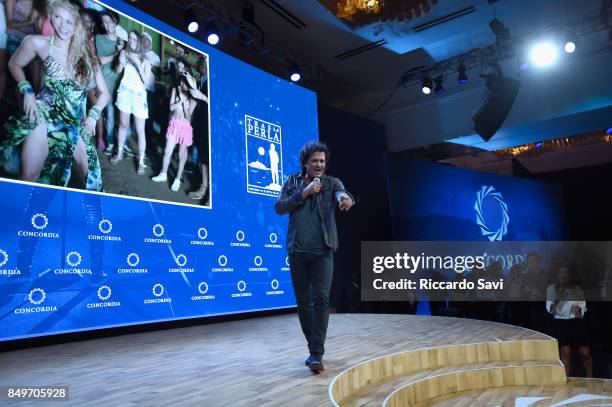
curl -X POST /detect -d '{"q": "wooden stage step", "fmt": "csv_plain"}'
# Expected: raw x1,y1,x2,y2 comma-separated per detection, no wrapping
417,377,612,407
342,360,564,407
383,364,566,406
330,336,564,406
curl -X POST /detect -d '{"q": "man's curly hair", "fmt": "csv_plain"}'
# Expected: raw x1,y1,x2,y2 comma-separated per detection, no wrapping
299,141,330,173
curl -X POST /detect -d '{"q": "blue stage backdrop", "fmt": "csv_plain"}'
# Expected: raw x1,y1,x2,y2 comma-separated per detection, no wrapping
385,155,567,241
0,0,317,341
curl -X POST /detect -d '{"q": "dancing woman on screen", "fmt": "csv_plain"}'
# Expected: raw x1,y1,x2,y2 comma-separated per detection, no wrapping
152,72,205,191
110,29,151,175
3,0,110,190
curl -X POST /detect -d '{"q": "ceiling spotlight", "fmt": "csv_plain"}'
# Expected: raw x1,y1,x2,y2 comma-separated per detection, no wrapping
457,64,468,84
564,33,577,53
421,76,432,94
289,64,301,82
434,75,444,95
205,20,220,45
529,41,559,67
188,21,199,33
184,7,198,33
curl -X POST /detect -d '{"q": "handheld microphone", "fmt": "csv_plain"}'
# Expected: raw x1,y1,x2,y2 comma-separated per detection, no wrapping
312,177,321,208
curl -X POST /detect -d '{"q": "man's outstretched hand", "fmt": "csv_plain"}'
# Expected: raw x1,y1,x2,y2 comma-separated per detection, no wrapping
337,193,353,211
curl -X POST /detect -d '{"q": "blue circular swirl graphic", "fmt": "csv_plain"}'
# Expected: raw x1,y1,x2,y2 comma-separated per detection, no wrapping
474,185,510,241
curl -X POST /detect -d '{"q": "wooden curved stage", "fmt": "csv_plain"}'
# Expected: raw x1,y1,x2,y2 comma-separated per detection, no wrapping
0,314,610,406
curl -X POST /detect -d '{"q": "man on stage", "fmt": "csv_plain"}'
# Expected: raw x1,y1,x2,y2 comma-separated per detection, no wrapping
275,141,354,373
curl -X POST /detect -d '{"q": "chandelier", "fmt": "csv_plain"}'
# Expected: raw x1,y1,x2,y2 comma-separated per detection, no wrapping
319,0,439,27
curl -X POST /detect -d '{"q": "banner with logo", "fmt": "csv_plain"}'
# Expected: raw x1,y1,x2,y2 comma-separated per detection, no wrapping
0,0,317,341
385,155,568,241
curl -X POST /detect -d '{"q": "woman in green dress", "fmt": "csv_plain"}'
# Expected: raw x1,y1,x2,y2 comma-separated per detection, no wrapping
3,0,110,191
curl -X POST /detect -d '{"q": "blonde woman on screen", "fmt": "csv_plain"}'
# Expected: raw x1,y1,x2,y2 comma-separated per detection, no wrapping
3,0,109,190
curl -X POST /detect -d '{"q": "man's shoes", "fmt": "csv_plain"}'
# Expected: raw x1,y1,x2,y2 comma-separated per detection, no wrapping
305,355,324,373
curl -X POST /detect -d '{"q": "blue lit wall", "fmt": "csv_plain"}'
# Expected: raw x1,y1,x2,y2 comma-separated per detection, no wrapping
385,155,567,241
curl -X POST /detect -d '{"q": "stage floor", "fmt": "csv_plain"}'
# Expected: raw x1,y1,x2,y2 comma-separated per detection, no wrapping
0,314,610,406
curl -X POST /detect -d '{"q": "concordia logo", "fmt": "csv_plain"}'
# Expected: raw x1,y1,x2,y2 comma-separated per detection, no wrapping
17,213,59,238
99,219,112,234
231,230,250,247
87,285,120,309
118,253,148,274
212,254,233,272
249,255,268,272
232,280,252,297
89,218,121,241
191,227,214,246
266,279,284,296
31,213,48,230
169,254,194,273
145,223,172,244
14,288,57,314
55,251,92,276
29,288,46,305
66,251,82,267
144,283,171,304
191,281,215,301
0,249,8,267
0,248,20,278
475,185,510,241
265,232,282,249
281,256,290,271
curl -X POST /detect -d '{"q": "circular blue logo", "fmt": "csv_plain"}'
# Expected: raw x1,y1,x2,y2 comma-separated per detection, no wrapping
475,185,510,241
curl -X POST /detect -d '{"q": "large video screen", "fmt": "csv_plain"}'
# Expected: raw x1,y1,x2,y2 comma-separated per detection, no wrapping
0,0,318,341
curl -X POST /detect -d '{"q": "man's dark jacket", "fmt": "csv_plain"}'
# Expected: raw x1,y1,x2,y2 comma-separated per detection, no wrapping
274,172,354,253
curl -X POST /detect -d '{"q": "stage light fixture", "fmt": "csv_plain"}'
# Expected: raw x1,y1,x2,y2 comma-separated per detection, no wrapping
434,75,444,95
489,18,511,47
184,8,199,33
457,64,468,84
205,21,220,45
607,127,612,134
529,41,559,67
421,76,432,94
289,64,301,82
564,33,577,53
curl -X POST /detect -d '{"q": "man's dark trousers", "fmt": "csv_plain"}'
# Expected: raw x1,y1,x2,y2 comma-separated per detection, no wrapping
289,250,333,357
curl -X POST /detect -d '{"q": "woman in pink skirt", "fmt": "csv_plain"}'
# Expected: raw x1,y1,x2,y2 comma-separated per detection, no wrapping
152,71,203,191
